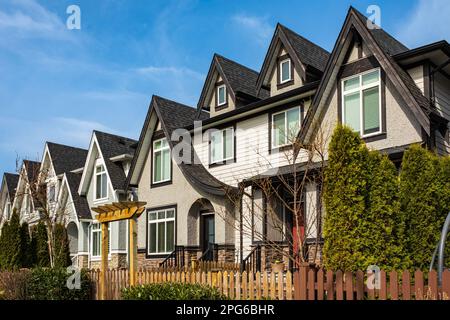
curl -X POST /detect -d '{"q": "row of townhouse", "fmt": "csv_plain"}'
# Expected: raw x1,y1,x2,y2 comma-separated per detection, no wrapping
1,7,449,270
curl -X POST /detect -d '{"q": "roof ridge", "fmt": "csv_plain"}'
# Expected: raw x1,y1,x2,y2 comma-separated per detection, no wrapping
278,23,330,55
93,130,137,142
214,53,260,75
46,141,87,151
154,95,196,111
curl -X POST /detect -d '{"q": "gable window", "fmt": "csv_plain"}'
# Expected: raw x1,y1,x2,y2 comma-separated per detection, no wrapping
5,202,11,219
148,208,175,255
271,106,301,148
152,138,171,184
210,127,234,164
90,223,110,259
342,69,381,137
95,164,108,201
280,58,292,84
217,84,227,106
48,185,55,202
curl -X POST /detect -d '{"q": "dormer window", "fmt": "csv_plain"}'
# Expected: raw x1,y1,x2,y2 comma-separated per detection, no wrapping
95,164,108,201
217,84,227,107
280,58,292,84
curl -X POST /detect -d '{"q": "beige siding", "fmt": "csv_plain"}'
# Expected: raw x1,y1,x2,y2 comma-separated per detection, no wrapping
434,72,450,154
407,65,425,95
270,48,304,96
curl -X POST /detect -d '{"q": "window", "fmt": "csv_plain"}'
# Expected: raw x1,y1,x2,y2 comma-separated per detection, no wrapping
280,58,292,84
342,69,381,137
217,84,227,106
210,127,234,164
152,138,171,184
5,202,11,219
148,208,175,255
271,106,301,148
48,185,55,202
90,223,110,258
95,164,107,200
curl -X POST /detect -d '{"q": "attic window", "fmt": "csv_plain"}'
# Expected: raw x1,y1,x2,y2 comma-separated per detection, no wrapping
280,58,292,84
95,164,108,201
217,84,227,107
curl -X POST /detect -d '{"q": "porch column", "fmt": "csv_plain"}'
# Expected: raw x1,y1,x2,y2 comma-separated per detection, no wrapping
129,217,137,286
100,222,109,300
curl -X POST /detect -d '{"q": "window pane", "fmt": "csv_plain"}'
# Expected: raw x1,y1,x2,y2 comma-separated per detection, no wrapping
287,108,300,141
344,92,361,132
96,174,102,199
166,210,175,219
149,211,157,220
344,76,359,91
158,211,165,219
362,71,379,86
162,149,170,180
218,86,226,104
158,222,165,252
161,138,168,148
93,232,99,256
273,113,286,147
211,131,222,163
154,140,161,150
101,173,107,198
281,61,290,82
154,151,162,182
149,223,156,253
224,129,233,160
166,221,174,252
363,87,380,134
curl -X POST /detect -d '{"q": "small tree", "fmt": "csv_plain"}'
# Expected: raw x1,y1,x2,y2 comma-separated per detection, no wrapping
0,221,10,269
323,125,370,271
53,223,71,268
20,222,33,268
35,221,50,268
2,210,23,269
399,144,441,270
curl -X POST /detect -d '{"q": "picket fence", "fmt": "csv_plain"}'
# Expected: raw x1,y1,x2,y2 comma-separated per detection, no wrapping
87,268,450,300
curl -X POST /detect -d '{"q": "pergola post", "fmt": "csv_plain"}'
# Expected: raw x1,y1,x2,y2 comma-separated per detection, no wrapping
129,217,137,286
100,222,109,300
92,201,146,300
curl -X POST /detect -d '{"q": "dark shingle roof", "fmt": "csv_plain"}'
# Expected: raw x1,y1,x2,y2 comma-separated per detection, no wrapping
47,142,88,175
154,96,238,196
352,8,408,56
352,8,431,115
94,131,137,190
279,24,330,72
65,172,90,219
4,173,19,199
23,160,41,183
215,54,269,99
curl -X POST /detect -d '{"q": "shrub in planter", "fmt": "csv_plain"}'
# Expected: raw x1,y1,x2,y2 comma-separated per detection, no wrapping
27,268,92,300
122,283,227,300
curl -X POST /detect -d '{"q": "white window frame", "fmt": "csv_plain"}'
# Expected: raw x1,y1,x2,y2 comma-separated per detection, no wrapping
279,58,292,84
271,106,301,149
147,208,176,255
152,138,171,184
90,222,111,260
210,127,234,164
217,84,227,106
5,202,11,219
341,68,382,138
94,163,108,202
48,184,56,203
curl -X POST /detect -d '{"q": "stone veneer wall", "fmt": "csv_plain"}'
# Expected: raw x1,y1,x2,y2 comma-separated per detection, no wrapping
89,253,128,270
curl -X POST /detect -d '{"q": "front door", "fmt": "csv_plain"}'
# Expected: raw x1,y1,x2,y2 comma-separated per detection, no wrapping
201,214,215,260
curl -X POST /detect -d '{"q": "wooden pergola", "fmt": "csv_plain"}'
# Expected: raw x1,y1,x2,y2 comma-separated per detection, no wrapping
92,201,146,300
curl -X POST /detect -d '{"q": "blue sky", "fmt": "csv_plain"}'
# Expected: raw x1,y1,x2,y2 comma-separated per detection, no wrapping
0,0,449,173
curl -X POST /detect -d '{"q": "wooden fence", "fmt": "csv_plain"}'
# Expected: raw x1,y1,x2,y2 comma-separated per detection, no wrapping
87,268,450,300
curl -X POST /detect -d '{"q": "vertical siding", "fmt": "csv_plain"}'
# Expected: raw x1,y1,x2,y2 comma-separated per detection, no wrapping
433,72,450,155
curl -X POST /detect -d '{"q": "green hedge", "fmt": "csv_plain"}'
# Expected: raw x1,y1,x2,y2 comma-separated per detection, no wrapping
122,283,227,300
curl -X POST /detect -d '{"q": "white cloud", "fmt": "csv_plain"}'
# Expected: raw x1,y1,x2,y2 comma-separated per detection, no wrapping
0,0,69,40
231,13,273,45
395,0,450,48
135,66,204,81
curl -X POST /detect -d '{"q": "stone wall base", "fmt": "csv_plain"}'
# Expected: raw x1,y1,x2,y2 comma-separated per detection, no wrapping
89,253,128,270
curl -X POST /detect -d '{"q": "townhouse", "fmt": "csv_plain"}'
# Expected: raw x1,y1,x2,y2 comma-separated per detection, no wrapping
1,6,449,271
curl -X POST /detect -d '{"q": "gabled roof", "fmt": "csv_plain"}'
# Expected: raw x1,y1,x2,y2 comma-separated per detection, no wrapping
46,142,88,175
298,6,433,145
94,131,137,191
256,23,330,94
197,54,269,111
4,173,19,200
127,95,238,196
64,172,90,219
23,160,41,184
